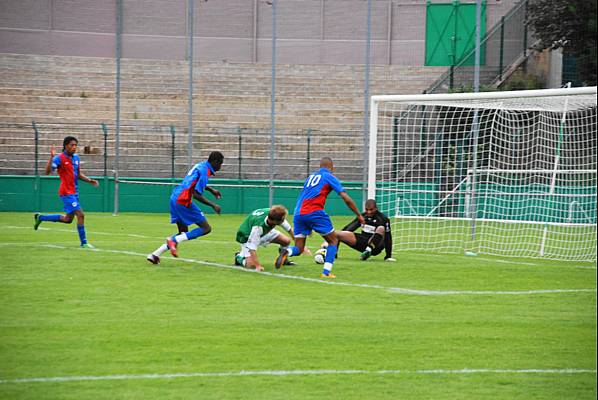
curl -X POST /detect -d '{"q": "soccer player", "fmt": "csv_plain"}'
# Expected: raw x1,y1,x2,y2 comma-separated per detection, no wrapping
336,199,396,262
146,151,224,264
234,205,294,272
33,136,99,248
275,157,364,279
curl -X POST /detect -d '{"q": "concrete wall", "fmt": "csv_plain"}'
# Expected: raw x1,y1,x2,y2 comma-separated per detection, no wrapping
0,0,518,65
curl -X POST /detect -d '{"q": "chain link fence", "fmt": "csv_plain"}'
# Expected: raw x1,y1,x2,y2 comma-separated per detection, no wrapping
0,0,531,193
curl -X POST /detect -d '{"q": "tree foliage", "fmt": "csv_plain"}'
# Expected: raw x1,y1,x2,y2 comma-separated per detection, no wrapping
526,0,597,85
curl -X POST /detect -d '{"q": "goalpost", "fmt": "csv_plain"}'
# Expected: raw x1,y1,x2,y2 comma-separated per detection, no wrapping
368,87,597,262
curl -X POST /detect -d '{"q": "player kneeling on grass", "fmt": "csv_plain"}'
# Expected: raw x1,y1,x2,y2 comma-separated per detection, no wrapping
146,151,224,264
234,205,295,271
335,199,396,262
34,136,99,248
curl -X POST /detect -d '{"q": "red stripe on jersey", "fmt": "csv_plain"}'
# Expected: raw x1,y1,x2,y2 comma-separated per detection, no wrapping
57,153,77,196
176,178,199,207
299,184,332,215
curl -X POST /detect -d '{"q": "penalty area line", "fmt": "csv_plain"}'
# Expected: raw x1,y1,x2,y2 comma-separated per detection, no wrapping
1,368,596,384
4,242,596,297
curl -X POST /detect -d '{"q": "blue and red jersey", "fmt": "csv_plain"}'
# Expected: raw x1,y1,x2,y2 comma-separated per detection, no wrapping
171,161,215,207
294,167,345,216
51,152,80,196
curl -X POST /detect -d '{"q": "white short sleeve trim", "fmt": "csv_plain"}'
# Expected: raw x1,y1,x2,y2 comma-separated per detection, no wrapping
246,226,263,251
281,220,291,232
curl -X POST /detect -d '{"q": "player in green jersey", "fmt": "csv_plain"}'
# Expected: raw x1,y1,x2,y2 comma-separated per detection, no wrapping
234,205,294,271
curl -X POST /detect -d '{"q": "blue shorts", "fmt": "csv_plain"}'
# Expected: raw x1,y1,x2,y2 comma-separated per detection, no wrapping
293,210,334,237
60,194,82,214
169,199,206,226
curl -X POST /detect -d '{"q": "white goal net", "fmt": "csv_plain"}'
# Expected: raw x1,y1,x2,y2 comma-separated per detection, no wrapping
368,87,597,262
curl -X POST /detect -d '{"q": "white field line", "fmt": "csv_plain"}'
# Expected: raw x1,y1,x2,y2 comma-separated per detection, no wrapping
2,225,232,244
0,242,595,297
3,225,597,270
1,368,595,384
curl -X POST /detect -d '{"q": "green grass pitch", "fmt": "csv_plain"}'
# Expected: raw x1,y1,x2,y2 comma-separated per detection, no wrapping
0,212,596,399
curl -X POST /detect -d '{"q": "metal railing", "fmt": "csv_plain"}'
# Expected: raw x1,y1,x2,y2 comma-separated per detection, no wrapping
0,121,365,183
426,0,531,94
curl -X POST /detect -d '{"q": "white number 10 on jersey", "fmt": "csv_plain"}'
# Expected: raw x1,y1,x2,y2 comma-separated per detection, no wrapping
306,174,321,187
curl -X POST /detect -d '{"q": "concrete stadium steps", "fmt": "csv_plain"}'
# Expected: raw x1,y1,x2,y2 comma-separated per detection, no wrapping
1,53,445,178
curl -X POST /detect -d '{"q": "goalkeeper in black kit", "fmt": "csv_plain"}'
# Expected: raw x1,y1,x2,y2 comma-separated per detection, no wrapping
336,199,396,261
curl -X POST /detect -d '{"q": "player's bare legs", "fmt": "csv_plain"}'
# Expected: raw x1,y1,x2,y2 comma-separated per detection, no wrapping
166,220,212,258
275,236,305,269
271,234,291,247
336,230,357,247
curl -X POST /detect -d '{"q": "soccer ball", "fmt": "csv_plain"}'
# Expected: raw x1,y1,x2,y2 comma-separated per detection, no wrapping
314,248,327,264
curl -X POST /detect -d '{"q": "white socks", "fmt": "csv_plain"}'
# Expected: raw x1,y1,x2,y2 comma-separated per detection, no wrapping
174,233,189,243
153,244,168,257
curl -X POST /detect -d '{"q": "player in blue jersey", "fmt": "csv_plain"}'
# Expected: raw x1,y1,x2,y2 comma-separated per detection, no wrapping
34,136,99,248
275,157,364,278
146,151,224,264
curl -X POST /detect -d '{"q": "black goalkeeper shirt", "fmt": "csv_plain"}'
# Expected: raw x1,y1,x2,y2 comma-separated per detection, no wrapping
341,210,393,258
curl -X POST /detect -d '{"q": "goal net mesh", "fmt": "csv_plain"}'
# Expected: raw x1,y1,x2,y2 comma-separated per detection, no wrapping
370,88,597,262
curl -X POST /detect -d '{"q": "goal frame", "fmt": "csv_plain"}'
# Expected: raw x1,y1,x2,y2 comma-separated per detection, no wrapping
367,86,597,260
368,87,598,199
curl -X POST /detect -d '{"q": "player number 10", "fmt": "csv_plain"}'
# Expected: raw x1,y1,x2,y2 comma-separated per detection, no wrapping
306,174,321,187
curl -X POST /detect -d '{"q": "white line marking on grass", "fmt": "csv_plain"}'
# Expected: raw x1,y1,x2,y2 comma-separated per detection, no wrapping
477,257,538,266
573,265,598,270
1,368,595,384
6,224,596,269
2,225,233,245
4,242,596,297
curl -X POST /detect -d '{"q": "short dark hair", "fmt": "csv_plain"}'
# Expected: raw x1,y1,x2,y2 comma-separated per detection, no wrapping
208,151,224,165
365,199,377,208
63,136,78,150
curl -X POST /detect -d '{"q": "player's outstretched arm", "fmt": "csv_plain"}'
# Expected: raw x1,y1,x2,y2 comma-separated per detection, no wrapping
341,217,361,232
245,250,264,271
339,192,365,225
79,172,99,187
206,186,222,199
44,144,56,175
280,220,294,240
193,192,221,214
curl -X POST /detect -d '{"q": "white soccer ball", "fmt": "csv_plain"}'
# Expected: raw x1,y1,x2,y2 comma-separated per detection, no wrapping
314,248,327,264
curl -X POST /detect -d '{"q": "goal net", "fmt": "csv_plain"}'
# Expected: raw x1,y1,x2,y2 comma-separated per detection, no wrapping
368,87,597,262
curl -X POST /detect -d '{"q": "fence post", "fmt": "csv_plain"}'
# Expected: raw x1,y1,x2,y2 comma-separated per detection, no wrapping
449,65,454,90
499,16,505,82
101,123,109,212
114,0,122,216
268,0,278,207
101,123,108,177
170,125,176,180
306,128,312,176
237,127,243,180
237,127,244,213
31,121,41,211
522,0,528,60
